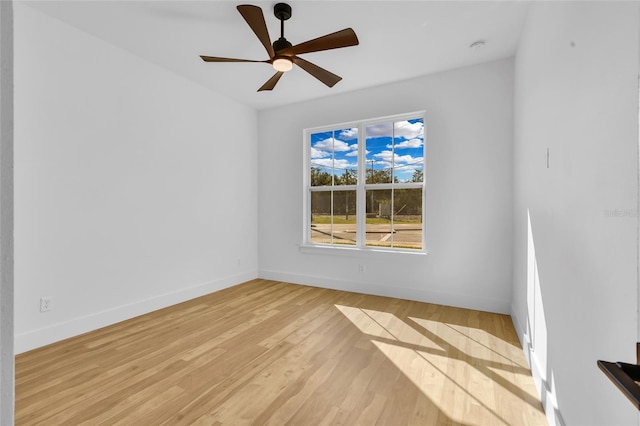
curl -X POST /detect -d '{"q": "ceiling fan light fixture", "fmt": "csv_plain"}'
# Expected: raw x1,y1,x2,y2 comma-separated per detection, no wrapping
273,57,293,72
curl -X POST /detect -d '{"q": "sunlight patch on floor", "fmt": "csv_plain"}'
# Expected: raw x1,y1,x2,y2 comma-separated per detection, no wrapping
335,304,548,426
372,340,508,425
334,304,396,340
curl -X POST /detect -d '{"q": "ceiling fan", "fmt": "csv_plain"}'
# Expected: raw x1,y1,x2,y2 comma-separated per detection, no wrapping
200,3,359,92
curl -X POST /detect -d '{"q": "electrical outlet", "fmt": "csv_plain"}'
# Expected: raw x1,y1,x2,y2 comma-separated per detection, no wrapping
358,264,365,273
40,296,52,312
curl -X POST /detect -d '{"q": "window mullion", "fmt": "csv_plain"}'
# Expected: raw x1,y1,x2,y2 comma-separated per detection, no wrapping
389,188,393,248
391,122,395,247
331,130,334,244
357,122,365,248
330,190,334,245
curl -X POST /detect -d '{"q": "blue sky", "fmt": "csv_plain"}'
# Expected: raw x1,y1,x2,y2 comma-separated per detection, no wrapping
310,118,424,183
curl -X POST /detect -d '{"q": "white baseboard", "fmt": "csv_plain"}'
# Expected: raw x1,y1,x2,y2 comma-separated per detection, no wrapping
259,269,511,314
15,270,258,354
510,307,531,363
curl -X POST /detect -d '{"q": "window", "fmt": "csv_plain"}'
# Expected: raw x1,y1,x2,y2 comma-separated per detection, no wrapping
304,112,425,252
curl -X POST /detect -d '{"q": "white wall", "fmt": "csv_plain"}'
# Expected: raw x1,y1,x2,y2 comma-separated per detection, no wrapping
512,2,639,425
0,1,14,424
14,4,259,353
258,58,514,314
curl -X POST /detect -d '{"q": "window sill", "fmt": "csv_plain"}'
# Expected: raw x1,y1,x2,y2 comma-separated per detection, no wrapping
299,244,427,258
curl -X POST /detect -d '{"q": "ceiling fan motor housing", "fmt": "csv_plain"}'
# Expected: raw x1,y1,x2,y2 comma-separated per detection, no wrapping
273,38,292,53
274,3,292,21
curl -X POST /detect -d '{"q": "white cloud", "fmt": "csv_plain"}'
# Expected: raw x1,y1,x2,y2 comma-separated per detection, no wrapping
373,150,423,166
311,158,355,170
365,123,392,138
373,150,395,164
339,128,358,139
394,120,424,139
333,159,355,170
311,159,334,169
366,120,424,140
313,137,354,152
396,154,420,164
388,138,423,149
311,147,330,159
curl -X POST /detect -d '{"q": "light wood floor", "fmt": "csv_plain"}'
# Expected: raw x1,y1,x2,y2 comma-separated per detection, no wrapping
15,279,547,425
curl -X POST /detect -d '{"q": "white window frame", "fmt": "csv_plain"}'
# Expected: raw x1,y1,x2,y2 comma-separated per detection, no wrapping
302,111,427,256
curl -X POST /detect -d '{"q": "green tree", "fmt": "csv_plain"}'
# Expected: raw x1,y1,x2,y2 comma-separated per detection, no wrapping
411,169,423,183
310,167,332,186
337,168,357,185
366,168,395,184
394,188,422,216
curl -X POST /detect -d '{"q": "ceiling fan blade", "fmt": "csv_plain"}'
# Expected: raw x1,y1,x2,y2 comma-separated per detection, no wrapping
292,57,342,88
200,55,267,63
279,28,359,56
258,72,285,92
237,5,275,59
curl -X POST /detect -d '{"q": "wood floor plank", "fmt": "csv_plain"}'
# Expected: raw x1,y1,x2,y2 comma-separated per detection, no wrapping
15,279,547,425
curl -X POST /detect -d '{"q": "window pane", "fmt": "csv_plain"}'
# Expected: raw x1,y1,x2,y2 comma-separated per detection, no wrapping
365,188,423,250
332,190,356,246
310,128,358,187
393,188,423,250
393,118,424,183
310,130,333,187
310,191,332,244
366,123,393,184
310,190,357,246
334,127,358,186
365,189,393,248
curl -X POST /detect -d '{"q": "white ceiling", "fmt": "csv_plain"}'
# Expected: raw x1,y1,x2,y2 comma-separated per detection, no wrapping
23,0,531,110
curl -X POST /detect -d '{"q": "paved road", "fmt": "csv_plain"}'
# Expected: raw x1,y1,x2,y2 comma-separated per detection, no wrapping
311,223,422,248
